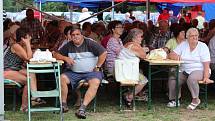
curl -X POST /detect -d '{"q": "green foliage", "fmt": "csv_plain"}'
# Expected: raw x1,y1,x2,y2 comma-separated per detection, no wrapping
3,0,33,12
42,2,68,12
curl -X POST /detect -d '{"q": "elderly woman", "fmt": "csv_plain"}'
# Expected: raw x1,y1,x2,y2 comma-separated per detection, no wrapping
4,27,44,112
106,20,124,74
168,28,211,110
117,28,148,107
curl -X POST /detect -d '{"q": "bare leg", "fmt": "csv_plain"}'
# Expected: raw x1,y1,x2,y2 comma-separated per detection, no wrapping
60,74,70,103
19,69,37,91
74,89,81,107
82,78,100,106
127,84,145,101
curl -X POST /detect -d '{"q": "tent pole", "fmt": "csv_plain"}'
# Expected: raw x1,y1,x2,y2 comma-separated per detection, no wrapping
146,0,150,21
0,0,4,120
39,0,42,21
112,0,114,20
78,0,127,24
70,5,73,22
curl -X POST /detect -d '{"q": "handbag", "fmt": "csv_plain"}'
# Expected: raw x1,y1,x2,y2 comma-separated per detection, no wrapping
114,59,139,83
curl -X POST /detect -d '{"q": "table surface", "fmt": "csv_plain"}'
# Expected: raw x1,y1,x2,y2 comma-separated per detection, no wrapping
29,60,64,64
144,59,183,65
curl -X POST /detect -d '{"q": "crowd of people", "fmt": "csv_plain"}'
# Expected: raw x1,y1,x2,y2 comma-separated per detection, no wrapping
3,7,215,119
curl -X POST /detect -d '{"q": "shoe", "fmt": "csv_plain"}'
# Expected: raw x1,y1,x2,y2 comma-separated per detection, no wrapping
75,109,86,119
62,103,69,113
187,99,201,110
167,100,180,108
31,97,46,106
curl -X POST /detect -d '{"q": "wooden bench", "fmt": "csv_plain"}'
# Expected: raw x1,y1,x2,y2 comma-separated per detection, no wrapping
198,79,214,108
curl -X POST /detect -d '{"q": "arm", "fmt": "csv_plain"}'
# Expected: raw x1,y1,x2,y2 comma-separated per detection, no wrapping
168,51,180,61
12,38,33,61
130,44,146,60
96,51,107,67
202,61,212,83
53,51,75,65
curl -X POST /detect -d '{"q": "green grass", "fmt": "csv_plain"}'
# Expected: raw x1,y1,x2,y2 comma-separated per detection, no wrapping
4,85,215,121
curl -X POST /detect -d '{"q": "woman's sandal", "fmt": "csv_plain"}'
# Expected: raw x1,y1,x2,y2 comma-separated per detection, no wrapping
187,99,201,110
31,97,46,106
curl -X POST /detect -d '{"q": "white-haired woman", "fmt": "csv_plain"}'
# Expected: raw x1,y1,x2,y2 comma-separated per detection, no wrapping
168,28,212,110
118,28,148,107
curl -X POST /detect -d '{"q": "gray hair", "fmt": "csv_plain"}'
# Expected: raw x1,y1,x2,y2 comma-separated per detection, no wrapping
186,28,199,38
123,28,143,44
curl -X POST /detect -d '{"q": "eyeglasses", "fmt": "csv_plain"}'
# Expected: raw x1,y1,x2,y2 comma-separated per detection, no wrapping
115,26,124,29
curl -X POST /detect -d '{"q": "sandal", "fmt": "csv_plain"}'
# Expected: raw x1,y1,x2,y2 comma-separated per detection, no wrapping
31,97,46,106
75,109,86,119
62,102,69,113
187,99,201,110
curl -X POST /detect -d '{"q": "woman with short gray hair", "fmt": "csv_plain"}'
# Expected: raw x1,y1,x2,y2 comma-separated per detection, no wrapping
168,28,212,110
118,28,148,107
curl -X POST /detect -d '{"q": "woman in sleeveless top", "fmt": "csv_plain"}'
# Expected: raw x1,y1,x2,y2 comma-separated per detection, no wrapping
4,27,43,112
118,28,149,107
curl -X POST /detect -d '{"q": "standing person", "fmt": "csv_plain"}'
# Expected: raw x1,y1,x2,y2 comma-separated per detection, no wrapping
168,28,212,110
168,10,178,25
78,8,93,26
21,9,44,44
4,27,44,112
158,9,170,22
196,12,205,30
53,25,107,119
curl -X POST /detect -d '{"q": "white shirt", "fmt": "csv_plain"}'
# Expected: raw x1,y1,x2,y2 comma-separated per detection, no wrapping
196,15,205,30
174,40,210,74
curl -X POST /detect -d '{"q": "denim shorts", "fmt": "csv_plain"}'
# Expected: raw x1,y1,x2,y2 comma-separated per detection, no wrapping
63,71,103,89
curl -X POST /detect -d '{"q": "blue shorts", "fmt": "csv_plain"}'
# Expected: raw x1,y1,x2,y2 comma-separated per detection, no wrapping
63,71,103,89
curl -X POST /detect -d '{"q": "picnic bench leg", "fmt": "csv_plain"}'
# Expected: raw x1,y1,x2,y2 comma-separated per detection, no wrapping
148,64,152,110
120,86,122,111
132,86,135,111
205,84,208,108
176,65,179,107
93,96,97,112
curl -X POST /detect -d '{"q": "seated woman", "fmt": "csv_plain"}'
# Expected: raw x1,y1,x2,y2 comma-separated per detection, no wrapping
106,20,124,74
164,24,185,53
168,28,212,110
117,28,148,107
4,27,44,112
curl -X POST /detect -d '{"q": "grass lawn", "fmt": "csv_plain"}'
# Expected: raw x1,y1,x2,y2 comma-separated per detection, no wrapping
4,84,215,121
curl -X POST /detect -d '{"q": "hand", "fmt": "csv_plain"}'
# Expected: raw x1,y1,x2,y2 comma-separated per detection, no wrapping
203,77,214,84
143,47,150,53
65,57,75,65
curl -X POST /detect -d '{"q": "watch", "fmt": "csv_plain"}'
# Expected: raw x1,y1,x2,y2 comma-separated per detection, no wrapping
95,65,101,71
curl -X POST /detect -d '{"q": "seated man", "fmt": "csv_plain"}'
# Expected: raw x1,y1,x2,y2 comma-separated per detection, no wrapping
54,25,107,119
